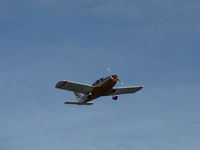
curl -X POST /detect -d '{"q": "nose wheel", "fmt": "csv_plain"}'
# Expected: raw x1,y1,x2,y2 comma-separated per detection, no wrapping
112,95,118,100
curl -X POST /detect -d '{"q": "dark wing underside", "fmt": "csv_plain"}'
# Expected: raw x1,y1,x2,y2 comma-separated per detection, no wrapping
55,80,94,94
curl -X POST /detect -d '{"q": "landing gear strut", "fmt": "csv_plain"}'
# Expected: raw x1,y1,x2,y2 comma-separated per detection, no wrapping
87,92,92,99
112,95,118,100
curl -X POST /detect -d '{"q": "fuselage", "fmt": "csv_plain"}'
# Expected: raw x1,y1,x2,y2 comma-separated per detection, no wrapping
84,75,118,102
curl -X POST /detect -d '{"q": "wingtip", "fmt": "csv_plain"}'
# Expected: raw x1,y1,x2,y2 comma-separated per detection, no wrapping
139,86,144,90
55,81,67,88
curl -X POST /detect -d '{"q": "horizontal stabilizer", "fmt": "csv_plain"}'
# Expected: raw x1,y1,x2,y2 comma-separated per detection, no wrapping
64,101,94,105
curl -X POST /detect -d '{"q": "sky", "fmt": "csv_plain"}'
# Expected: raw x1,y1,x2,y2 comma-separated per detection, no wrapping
0,0,200,150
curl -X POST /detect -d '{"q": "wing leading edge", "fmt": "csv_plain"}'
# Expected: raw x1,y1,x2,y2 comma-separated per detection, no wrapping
55,80,94,94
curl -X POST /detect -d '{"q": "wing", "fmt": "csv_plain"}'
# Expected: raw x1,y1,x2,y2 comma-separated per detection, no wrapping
106,86,144,96
55,80,94,94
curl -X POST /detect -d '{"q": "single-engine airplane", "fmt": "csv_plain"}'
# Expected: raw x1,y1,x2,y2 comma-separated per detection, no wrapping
55,75,143,105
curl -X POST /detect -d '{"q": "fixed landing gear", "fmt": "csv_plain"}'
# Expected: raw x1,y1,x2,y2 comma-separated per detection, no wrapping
112,95,118,100
87,93,92,99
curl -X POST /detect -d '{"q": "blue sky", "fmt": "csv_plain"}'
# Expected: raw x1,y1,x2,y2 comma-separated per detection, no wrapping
0,0,200,150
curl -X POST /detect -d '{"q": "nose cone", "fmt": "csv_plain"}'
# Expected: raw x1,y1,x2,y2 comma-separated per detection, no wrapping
111,75,118,81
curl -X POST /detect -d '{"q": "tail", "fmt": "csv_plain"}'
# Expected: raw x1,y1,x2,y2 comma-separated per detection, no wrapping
63,92,93,105
74,92,83,102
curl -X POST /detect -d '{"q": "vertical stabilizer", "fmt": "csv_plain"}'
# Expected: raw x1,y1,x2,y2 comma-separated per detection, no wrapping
74,92,83,102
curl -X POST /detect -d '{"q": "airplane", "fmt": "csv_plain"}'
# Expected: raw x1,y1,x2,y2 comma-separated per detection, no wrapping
55,75,143,105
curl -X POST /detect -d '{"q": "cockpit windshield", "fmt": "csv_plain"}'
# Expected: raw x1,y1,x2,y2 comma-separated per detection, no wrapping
92,78,105,86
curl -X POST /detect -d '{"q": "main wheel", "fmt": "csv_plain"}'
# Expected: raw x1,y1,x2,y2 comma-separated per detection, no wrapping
112,96,118,100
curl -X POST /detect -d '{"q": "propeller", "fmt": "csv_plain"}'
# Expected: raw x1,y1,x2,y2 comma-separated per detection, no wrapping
107,67,111,72
107,67,124,85
111,74,124,85
118,79,124,85
116,76,124,85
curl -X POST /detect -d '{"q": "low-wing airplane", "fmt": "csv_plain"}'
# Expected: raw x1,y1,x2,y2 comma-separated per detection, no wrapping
55,75,143,105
